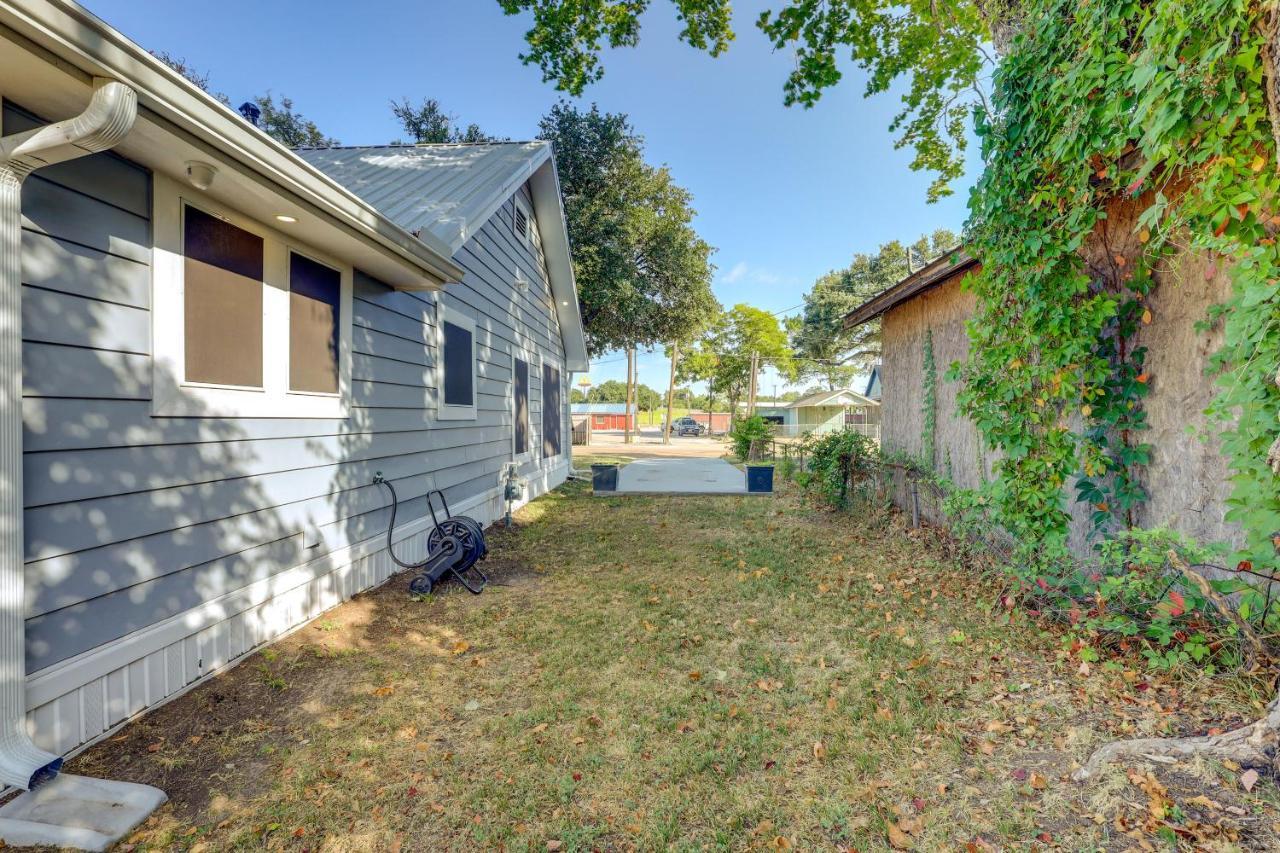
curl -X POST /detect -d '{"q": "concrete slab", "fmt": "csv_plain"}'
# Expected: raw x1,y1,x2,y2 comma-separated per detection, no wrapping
613,457,748,495
0,774,167,851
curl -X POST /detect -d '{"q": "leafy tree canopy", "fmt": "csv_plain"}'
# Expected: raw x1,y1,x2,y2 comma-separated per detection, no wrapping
391,98,499,143
151,54,338,148
254,93,339,148
498,0,1010,199
539,102,719,356
678,304,792,409
791,229,958,390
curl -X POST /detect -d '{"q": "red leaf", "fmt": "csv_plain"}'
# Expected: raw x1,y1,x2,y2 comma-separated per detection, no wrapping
1237,560,1253,572
1168,590,1185,618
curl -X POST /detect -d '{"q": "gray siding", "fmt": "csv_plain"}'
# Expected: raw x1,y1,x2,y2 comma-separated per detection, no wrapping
12,101,570,675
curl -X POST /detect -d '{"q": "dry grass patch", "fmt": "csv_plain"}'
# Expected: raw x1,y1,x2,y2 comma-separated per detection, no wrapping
64,463,1280,851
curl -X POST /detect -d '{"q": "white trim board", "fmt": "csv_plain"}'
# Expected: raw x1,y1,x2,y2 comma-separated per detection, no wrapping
435,301,478,421
150,173,354,419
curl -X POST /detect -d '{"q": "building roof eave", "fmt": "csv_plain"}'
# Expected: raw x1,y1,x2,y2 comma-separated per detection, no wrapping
842,248,977,329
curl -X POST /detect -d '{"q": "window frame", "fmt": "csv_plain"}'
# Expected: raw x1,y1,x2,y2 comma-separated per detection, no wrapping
436,302,478,421
151,173,353,419
510,346,540,462
286,247,345,397
541,359,563,459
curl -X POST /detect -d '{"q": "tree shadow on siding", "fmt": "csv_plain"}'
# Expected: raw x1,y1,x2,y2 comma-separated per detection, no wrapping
18,177,350,756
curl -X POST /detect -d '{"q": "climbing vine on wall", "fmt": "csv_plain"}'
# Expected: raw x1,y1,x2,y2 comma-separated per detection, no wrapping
952,0,1280,574
922,328,938,471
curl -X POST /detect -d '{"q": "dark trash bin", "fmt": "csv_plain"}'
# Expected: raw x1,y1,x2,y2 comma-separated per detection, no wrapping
592,463,619,493
746,464,774,494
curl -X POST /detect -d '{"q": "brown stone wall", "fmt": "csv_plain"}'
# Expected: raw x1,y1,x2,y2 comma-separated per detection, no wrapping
880,270,986,524
878,250,1241,554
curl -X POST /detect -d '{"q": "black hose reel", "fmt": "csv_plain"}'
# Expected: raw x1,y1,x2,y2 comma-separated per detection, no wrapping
372,473,488,596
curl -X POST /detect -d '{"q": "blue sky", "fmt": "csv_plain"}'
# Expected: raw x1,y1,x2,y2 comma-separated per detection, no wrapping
85,0,974,399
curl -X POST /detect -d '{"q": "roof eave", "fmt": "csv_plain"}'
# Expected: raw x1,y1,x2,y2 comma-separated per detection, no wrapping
528,155,589,372
2,0,465,286
842,248,977,329
445,143,551,255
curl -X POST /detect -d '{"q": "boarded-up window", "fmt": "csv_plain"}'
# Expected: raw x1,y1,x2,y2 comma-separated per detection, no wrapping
514,357,530,454
442,320,474,406
289,253,341,393
542,362,561,458
183,205,263,387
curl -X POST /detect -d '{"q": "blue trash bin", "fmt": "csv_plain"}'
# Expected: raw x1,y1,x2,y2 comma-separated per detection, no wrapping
746,464,774,494
592,463,619,493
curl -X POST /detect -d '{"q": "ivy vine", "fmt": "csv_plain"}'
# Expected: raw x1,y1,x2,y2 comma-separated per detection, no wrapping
952,0,1280,577
922,328,938,471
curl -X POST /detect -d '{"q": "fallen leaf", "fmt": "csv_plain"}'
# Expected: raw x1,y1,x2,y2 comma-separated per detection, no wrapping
451,640,470,655
372,686,394,697
813,741,827,761
1241,768,1260,792
887,821,914,849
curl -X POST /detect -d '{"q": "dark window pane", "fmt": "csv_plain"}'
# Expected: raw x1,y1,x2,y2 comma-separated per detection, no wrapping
289,253,341,393
183,206,263,387
514,358,530,454
442,320,473,406
542,362,561,457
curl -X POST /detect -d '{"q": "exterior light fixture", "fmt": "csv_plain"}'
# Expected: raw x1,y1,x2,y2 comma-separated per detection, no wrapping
184,160,217,190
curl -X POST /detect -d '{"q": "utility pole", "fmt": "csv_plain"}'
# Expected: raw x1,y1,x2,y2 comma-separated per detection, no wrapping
634,345,645,435
663,342,679,445
708,376,716,435
747,350,759,416
624,347,634,444
577,376,592,446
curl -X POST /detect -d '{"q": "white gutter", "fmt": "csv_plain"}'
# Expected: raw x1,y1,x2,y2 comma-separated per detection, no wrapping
0,78,137,790
0,0,464,287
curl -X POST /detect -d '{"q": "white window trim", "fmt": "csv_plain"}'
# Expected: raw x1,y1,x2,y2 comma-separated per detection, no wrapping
151,174,353,419
511,346,540,462
436,302,478,421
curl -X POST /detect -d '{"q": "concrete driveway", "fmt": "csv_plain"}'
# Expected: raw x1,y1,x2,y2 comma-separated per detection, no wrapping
614,457,747,495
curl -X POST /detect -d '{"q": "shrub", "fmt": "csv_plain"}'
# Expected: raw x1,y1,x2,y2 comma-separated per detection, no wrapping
798,430,878,509
730,415,772,461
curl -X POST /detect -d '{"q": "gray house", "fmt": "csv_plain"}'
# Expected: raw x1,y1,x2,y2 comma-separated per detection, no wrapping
0,0,587,804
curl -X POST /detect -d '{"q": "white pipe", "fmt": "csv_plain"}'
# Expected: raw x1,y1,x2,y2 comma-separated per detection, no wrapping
0,78,137,790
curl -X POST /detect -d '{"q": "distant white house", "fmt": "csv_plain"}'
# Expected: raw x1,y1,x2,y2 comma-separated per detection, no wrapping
865,365,882,401
757,389,880,438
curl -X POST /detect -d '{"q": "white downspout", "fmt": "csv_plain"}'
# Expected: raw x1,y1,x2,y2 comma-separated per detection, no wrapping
0,78,137,790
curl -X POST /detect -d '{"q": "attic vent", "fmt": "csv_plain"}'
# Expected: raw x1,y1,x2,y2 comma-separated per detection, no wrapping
513,206,529,241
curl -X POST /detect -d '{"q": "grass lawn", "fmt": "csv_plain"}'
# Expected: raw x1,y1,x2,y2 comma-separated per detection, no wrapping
73,461,1279,850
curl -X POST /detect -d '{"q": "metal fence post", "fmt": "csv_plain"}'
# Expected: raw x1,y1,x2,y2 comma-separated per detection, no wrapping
910,475,921,528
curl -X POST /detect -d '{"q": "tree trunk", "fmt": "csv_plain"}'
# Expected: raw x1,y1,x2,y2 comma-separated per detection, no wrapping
1261,2,1280,171
664,342,678,446
1075,555,1277,782
1074,691,1280,782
